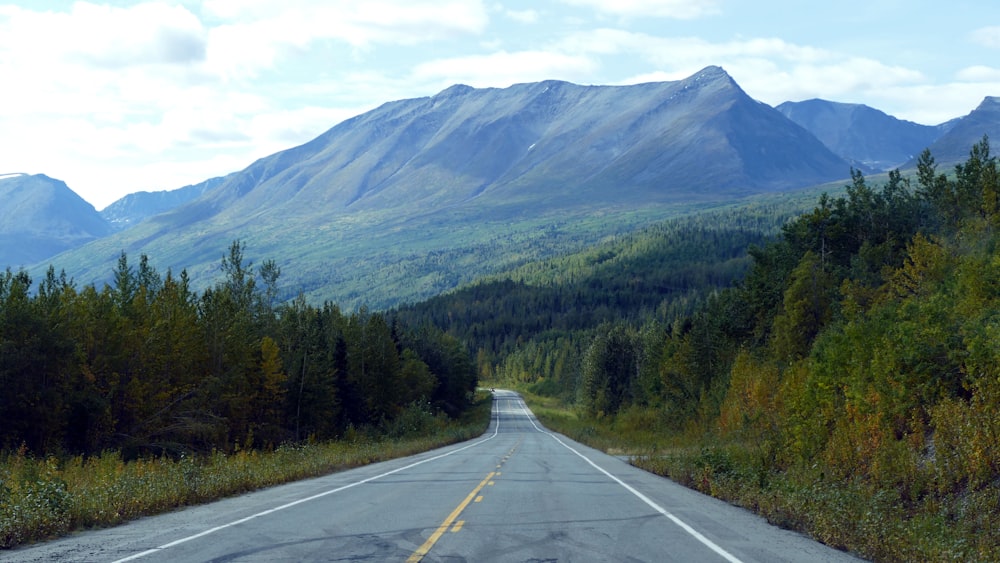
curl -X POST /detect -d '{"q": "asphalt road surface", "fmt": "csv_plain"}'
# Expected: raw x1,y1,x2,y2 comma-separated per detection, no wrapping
5,390,864,562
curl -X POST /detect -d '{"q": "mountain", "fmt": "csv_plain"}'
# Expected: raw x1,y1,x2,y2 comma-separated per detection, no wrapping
170,66,847,220
33,66,853,308
912,96,1000,166
776,99,947,171
0,173,112,269
100,176,228,231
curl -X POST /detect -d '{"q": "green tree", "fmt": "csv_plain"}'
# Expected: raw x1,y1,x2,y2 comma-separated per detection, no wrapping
580,323,639,417
771,251,836,362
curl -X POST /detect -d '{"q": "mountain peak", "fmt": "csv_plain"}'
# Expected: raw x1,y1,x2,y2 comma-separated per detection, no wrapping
777,98,942,171
692,65,728,78
675,65,743,98
974,96,1000,114
0,174,111,267
687,65,735,85
434,84,476,98
912,95,1000,165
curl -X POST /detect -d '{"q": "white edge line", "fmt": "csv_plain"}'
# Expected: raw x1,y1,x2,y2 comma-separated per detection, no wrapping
516,396,744,563
112,400,502,563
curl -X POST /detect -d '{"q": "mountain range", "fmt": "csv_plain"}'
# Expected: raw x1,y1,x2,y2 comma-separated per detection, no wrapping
775,99,951,171
0,173,112,267
7,66,999,308
100,176,228,232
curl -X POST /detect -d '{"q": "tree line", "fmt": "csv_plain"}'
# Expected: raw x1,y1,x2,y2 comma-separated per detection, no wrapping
402,137,1000,519
568,137,1000,506
0,242,476,457
395,214,782,384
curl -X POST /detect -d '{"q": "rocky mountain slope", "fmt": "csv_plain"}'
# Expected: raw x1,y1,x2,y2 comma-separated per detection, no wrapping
0,174,111,268
100,176,227,232
912,96,1000,166
35,67,859,307
776,99,948,171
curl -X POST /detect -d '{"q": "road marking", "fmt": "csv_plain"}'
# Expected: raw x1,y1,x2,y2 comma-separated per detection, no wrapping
407,471,496,562
516,397,744,563
475,495,484,502
111,405,503,563
451,521,465,532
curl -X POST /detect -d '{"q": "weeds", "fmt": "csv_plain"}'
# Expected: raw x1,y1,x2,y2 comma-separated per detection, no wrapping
0,393,492,550
524,391,1000,563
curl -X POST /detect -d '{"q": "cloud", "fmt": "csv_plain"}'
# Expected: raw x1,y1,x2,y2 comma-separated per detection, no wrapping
411,50,597,89
501,8,540,24
970,26,1000,49
556,0,720,19
0,2,206,69
202,0,489,47
557,29,833,70
554,28,929,110
0,0,496,207
956,65,1000,82
200,0,491,79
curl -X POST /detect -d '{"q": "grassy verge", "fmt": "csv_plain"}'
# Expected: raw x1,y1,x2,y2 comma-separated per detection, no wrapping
0,394,493,550
520,391,999,562
523,392,687,455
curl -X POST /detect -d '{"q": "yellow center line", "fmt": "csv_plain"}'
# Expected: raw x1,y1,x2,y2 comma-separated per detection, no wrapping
407,471,496,563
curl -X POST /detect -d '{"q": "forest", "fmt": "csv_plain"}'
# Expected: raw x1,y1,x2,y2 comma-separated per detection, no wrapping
400,138,1000,559
395,188,826,395
0,241,477,457
5,134,1000,558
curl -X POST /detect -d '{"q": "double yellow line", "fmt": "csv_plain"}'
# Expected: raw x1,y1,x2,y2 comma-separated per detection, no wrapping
406,471,497,562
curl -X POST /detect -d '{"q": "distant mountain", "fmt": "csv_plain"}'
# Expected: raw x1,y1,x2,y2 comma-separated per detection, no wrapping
100,176,228,231
911,97,1000,166
169,66,847,220
776,99,947,171
0,173,112,268
35,67,853,308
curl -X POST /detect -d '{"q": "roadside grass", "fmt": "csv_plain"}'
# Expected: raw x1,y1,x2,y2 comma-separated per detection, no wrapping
520,391,1000,563
524,392,682,456
0,394,493,550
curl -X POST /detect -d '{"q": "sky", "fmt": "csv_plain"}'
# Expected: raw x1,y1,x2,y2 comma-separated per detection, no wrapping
2,1,1000,209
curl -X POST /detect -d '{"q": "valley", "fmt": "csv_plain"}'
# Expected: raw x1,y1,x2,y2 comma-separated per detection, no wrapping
3,66,1000,561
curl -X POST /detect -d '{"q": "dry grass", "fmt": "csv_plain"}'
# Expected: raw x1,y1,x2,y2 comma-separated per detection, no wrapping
0,395,492,550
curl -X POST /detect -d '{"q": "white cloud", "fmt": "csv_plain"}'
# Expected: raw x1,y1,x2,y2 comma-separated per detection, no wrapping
0,2,205,69
0,0,994,208
200,0,491,79
203,0,489,47
557,0,720,19
411,50,597,89
503,8,540,24
553,28,934,117
970,26,1000,49
956,65,1000,82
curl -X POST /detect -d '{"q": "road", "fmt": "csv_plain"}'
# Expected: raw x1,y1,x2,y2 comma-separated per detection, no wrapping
5,390,864,562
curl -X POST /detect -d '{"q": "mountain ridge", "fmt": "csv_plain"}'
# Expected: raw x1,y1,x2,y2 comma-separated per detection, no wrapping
14,68,998,308
0,173,111,268
911,96,1000,166
100,176,229,231
34,68,851,307
776,98,950,171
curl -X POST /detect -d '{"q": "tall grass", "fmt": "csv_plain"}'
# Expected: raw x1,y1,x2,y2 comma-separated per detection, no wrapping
523,391,1000,562
0,395,492,549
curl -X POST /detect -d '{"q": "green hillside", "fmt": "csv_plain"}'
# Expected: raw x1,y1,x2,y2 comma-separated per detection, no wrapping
32,69,852,310
394,180,843,382
6,135,1000,558
400,140,1000,560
